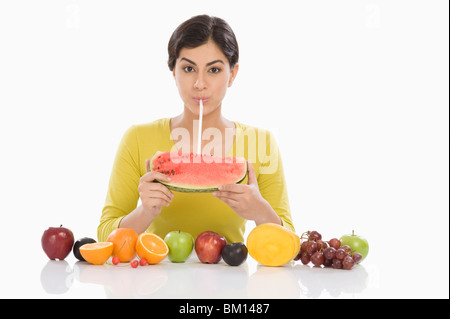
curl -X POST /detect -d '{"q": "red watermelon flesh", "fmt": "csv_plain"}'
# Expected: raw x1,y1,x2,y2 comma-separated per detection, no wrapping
148,151,247,193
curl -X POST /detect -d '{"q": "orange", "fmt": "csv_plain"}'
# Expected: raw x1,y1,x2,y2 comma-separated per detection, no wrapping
135,232,169,265
79,242,114,265
107,228,139,262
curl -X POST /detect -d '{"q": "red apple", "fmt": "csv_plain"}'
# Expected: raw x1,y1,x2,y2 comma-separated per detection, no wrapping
41,225,75,260
195,231,227,264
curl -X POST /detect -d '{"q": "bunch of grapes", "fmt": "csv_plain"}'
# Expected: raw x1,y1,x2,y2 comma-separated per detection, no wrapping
294,230,362,270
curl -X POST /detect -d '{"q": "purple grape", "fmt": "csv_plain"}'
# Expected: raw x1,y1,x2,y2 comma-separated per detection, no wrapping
301,241,308,249
343,255,355,270
352,253,362,264
300,253,311,265
311,252,325,267
335,248,347,260
317,240,328,251
323,247,336,260
341,245,352,254
309,231,322,241
332,258,343,269
323,258,333,268
328,238,341,250
306,241,318,255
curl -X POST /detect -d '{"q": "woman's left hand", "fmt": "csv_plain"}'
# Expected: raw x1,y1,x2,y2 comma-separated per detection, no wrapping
212,161,281,225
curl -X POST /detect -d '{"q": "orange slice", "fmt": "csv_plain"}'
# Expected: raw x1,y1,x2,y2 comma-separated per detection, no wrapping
135,233,169,265
79,242,114,265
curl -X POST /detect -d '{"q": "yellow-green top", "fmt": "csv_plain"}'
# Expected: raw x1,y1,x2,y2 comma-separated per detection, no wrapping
98,118,295,243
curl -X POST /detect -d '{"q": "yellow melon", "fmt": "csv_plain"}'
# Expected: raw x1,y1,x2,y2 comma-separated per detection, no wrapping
247,223,300,267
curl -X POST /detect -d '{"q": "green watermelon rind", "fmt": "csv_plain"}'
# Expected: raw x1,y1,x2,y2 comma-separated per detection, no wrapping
148,151,247,193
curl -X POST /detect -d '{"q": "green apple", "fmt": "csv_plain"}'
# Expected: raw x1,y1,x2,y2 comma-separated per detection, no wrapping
164,230,195,263
340,230,369,262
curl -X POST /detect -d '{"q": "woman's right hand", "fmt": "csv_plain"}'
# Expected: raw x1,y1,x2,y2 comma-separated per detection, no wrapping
138,159,174,217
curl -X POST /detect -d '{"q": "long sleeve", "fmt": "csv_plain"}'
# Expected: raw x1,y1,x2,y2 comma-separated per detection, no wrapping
97,125,141,242
256,130,295,232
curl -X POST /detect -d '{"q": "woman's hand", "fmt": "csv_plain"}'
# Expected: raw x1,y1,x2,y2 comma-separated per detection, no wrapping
119,159,174,233
212,161,282,225
138,159,175,217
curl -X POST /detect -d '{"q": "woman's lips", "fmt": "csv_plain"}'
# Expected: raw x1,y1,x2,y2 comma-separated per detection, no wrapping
193,97,208,103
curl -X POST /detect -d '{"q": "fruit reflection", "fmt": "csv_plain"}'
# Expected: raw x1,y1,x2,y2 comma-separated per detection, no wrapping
40,260,73,294
74,261,168,298
247,264,300,298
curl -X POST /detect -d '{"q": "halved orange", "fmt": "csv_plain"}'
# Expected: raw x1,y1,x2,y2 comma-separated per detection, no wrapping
135,233,168,265
79,242,114,265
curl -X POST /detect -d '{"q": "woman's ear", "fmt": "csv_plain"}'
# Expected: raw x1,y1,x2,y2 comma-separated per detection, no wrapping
173,68,178,86
228,63,239,87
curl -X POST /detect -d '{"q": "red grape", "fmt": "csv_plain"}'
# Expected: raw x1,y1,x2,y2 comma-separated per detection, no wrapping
311,252,325,267
323,247,336,260
317,240,328,251
332,258,343,269
329,238,341,250
341,245,352,254
301,241,308,249
323,258,333,267
306,241,318,255
300,253,311,265
352,253,362,264
309,231,322,241
335,248,347,260
343,255,355,270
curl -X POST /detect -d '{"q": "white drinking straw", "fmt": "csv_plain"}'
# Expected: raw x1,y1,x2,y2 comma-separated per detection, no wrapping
197,99,203,155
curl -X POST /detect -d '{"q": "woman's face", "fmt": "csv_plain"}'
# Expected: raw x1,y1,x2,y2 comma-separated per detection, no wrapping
173,40,239,117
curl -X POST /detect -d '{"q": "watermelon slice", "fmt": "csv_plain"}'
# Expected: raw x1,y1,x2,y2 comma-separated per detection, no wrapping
148,151,247,193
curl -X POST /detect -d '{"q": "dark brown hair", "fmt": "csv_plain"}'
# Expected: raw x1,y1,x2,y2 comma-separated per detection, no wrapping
167,15,239,71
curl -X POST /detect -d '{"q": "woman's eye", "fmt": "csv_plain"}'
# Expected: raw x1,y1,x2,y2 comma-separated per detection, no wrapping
209,67,221,74
183,66,195,73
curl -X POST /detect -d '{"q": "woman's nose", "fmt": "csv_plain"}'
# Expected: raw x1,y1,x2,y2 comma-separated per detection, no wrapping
194,76,206,90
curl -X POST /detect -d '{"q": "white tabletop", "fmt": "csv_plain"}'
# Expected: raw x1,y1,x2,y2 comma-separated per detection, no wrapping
3,249,446,299
37,255,372,299
0,237,449,299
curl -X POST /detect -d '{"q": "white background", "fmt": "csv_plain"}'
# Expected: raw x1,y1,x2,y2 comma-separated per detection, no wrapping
0,0,448,298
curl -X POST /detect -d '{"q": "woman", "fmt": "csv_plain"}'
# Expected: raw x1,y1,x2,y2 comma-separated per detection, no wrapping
98,15,295,243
